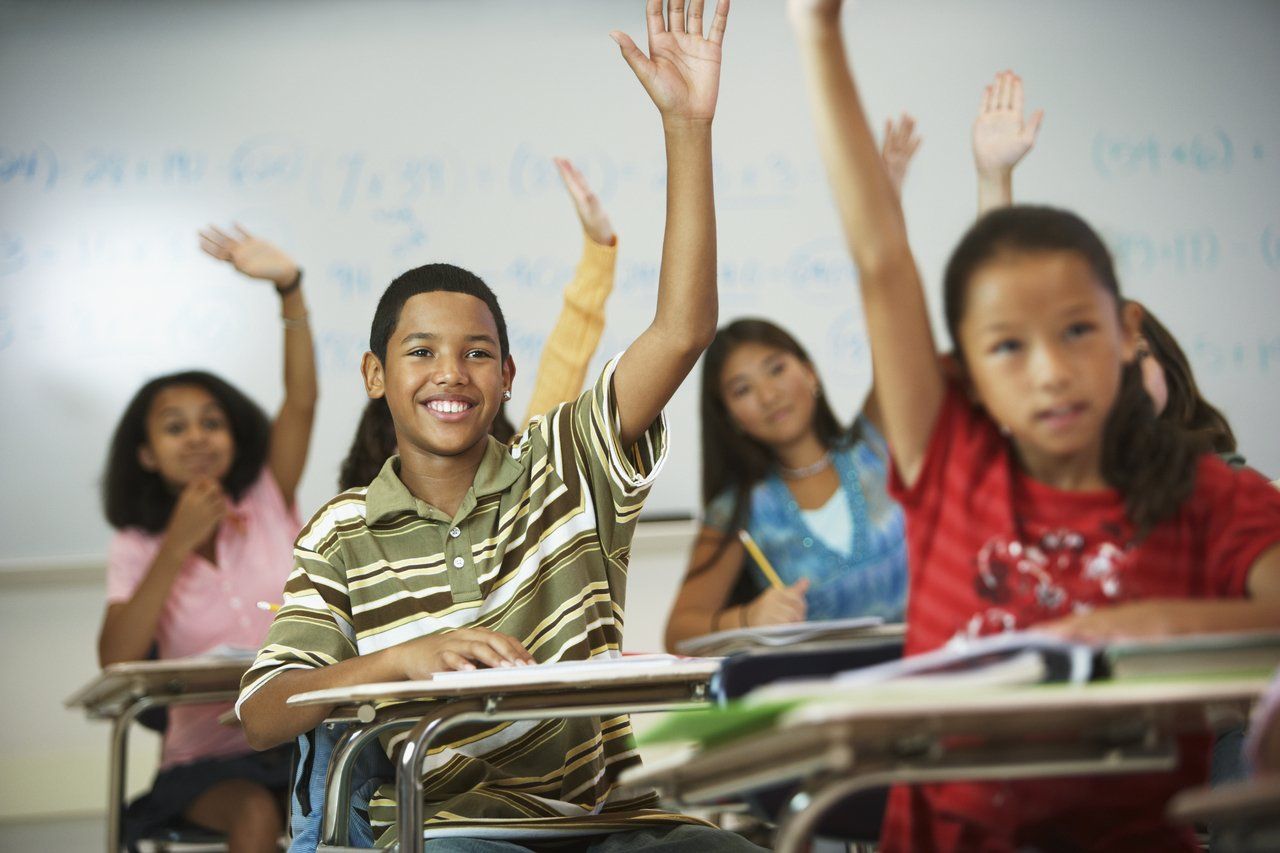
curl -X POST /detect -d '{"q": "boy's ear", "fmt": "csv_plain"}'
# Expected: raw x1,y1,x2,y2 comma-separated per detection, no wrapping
137,444,157,472
502,355,516,397
362,352,387,400
1119,300,1144,364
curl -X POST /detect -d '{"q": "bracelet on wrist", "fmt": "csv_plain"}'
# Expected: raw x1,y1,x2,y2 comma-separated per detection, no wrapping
282,311,309,330
275,268,303,297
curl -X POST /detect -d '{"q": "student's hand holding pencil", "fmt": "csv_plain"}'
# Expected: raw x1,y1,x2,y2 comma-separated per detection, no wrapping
744,578,809,627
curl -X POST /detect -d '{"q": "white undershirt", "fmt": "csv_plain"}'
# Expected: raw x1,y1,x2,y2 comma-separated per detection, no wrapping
799,486,852,557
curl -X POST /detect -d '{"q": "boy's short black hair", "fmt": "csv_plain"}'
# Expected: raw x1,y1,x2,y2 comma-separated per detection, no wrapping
102,371,270,533
369,264,509,363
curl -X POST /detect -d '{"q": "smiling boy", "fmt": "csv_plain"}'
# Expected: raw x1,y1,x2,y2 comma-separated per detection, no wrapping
235,2,759,850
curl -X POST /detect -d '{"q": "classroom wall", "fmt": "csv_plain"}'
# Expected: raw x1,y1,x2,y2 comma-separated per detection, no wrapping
3,0,1279,572
2,0,1278,826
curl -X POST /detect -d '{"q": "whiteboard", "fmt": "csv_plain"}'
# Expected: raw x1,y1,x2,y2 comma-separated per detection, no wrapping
2,0,1277,566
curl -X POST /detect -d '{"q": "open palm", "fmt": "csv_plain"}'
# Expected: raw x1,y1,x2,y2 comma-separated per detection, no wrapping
613,0,730,123
972,70,1043,175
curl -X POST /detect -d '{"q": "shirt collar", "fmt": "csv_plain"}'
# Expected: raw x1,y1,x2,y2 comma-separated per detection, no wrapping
365,437,524,525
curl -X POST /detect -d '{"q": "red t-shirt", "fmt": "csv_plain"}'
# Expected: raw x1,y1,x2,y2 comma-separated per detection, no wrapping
880,384,1280,852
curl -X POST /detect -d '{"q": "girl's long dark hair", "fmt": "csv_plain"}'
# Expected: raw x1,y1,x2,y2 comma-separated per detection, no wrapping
943,206,1207,536
102,371,269,533
337,399,517,491
693,319,851,576
1135,301,1237,456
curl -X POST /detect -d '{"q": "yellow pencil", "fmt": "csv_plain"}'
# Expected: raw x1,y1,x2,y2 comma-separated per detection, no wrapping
737,529,785,590
256,600,282,613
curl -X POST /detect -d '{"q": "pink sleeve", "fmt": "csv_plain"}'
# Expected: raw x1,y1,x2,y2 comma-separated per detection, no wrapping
238,469,302,530
105,530,160,604
1198,458,1280,597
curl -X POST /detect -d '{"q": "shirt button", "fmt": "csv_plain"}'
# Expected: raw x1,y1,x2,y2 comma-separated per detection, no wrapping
452,556,465,569
229,597,241,609
449,527,461,539
802,537,814,548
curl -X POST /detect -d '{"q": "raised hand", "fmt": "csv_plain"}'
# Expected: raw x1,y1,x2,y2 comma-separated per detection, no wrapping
972,70,1043,178
745,578,809,626
392,628,537,679
611,0,730,125
786,0,843,27
198,223,300,288
555,157,616,246
880,113,922,197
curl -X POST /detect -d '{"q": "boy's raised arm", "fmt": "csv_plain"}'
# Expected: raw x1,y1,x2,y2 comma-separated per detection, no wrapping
609,0,729,448
788,0,943,487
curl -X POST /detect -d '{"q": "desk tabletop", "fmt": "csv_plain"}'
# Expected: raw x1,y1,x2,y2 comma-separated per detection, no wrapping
620,676,1269,796
287,657,722,708
65,656,254,715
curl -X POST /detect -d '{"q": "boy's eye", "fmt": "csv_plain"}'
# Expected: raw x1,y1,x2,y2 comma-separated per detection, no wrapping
408,347,433,357
466,348,493,359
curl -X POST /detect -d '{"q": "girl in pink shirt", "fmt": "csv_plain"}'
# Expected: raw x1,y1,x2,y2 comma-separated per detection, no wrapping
98,225,317,853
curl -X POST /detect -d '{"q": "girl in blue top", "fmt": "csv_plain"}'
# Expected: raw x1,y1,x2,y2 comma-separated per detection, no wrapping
664,318,907,650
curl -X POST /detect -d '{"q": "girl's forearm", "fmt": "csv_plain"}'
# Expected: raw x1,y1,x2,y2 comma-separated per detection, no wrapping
97,541,188,666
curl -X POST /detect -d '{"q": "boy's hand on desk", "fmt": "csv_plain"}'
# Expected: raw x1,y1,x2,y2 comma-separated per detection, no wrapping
162,478,227,556
392,628,537,679
611,0,729,127
746,578,809,626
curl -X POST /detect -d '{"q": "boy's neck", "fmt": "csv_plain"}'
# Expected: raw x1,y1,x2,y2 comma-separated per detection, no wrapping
396,439,489,519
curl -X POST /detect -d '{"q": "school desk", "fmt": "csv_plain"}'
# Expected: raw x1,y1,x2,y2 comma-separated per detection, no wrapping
65,656,253,853
1168,775,1280,852
286,657,721,853
619,676,1269,853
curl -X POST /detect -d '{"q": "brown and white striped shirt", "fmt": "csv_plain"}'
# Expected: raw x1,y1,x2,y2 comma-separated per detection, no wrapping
237,357,704,844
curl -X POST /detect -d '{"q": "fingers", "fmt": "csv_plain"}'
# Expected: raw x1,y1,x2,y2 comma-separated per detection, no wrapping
439,650,475,672
645,0,665,44
707,0,729,45
980,83,994,115
997,70,1013,110
688,0,705,38
1009,74,1024,115
482,633,537,666
669,0,686,34
610,30,650,80
554,157,587,202
1024,108,1044,143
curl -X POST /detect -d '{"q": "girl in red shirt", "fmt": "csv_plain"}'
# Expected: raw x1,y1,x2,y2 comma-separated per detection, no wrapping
788,0,1280,849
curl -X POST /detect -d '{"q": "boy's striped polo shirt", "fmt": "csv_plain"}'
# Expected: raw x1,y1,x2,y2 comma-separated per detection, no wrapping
237,357,707,845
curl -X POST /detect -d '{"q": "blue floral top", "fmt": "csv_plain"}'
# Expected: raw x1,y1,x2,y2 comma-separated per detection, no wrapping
703,417,908,622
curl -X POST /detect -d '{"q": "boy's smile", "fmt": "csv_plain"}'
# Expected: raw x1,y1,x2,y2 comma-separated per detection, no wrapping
364,291,515,467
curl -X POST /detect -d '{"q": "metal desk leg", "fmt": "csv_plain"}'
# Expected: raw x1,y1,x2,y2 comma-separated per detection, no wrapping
106,696,156,853
396,700,488,853
320,718,418,847
771,739,1179,853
